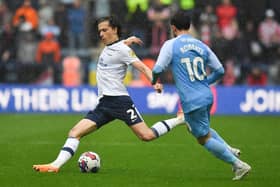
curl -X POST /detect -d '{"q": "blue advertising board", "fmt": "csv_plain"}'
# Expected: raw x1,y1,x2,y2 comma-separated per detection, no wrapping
0,84,279,115
216,86,280,115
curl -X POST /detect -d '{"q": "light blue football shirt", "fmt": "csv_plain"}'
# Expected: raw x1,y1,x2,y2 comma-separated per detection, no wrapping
153,34,223,113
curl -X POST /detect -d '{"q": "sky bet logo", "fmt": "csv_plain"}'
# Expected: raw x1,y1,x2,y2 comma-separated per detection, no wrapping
240,89,280,113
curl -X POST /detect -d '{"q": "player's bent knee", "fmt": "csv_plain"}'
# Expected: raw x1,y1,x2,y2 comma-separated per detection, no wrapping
130,123,156,141
197,132,211,145
68,119,97,140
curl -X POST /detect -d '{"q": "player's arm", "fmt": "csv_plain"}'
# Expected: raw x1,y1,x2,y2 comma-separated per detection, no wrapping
151,65,164,93
132,61,163,93
207,67,224,85
123,36,143,46
151,65,163,84
132,60,153,82
123,36,164,92
206,47,225,85
151,40,173,85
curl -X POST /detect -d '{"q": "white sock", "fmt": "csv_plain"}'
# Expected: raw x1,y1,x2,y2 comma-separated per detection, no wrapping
51,137,80,168
227,145,233,151
151,117,181,137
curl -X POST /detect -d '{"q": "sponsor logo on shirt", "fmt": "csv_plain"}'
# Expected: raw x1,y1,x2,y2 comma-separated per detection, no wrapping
129,50,136,58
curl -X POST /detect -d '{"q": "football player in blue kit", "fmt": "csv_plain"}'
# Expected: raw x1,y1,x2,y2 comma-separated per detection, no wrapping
151,10,251,180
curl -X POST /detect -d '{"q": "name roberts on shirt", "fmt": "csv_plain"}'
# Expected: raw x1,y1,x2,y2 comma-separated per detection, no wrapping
180,44,204,55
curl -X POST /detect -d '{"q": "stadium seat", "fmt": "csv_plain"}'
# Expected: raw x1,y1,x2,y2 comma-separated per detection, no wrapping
62,56,81,86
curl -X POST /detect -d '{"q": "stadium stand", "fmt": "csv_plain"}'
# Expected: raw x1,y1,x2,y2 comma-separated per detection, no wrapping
0,0,280,85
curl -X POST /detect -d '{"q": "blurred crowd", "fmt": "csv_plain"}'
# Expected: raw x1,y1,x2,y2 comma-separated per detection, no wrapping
0,0,280,86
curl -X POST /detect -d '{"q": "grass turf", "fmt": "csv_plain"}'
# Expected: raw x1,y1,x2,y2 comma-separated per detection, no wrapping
0,114,279,187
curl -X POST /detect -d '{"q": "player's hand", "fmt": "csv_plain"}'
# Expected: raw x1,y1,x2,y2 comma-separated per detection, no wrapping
123,36,143,46
153,83,163,93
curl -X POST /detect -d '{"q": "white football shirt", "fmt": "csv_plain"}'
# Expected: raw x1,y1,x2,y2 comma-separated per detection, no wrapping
96,40,140,98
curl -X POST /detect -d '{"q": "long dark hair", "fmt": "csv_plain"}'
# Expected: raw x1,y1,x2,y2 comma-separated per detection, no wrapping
95,15,122,37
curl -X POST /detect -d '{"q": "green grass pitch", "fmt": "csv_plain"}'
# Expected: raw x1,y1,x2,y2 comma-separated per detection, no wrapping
0,114,279,187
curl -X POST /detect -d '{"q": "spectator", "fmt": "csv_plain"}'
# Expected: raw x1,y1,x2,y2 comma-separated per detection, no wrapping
267,60,280,85
258,9,280,63
246,66,267,86
13,1,38,66
216,0,237,31
110,0,127,22
222,59,237,86
211,18,240,62
126,0,149,42
39,18,61,38
67,0,86,51
0,22,17,83
16,31,37,64
94,0,110,18
147,0,171,57
238,20,262,83
54,2,68,47
0,1,12,29
199,4,218,46
38,0,54,32
12,0,39,30
36,32,61,83
90,0,111,46
5,0,39,12
221,18,239,41
243,20,262,61
36,32,61,64
126,0,149,57
0,23,16,63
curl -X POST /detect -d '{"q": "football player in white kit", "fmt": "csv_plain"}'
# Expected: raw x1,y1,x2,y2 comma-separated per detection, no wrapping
33,16,184,173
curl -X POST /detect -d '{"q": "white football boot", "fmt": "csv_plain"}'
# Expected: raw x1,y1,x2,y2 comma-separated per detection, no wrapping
232,162,251,180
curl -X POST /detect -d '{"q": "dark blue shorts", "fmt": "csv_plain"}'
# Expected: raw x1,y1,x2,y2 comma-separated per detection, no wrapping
85,95,143,128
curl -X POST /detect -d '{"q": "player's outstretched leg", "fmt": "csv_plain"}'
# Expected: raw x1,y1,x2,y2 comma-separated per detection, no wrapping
150,116,183,138
203,136,251,180
210,128,241,157
33,137,79,173
179,113,241,157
